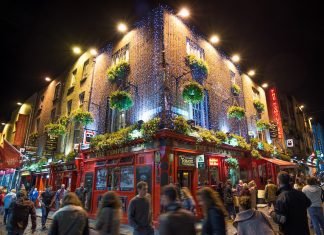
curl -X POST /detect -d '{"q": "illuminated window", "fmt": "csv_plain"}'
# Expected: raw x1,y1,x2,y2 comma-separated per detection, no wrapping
107,99,127,132
186,38,204,59
252,87,260,100
81,60,90,82
71,69,77,87
189,90,209,128
112,44,129,65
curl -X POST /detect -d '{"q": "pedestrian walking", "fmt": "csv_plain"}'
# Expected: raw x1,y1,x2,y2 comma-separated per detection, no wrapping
128,181,154,235
40,185,55,230
270,171,311,235
294,177,304,191
216,182,224,202
224,179,236,220
233,195,275,235
264,179,277,213
75,182,88,208
6,190,36,235
181,187,196,215
197,186,227,235
3,189,16,225
159,184,196,235
248,180,257,210
95,191,121,235
55,184,67,209
236,180,244,196
0,189,5,215
302,176,324,235
48,192,89,235
29,187,39,206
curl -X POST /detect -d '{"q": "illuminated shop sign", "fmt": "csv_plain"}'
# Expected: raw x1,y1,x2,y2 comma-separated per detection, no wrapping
179,155,196,167
209,158,219,166
268,88,284,139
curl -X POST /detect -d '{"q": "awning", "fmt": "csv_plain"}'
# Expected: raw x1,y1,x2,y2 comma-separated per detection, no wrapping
0,139,21,169
262,157,297,168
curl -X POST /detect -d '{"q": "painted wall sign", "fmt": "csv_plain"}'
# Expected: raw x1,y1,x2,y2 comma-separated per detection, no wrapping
178,155,196,167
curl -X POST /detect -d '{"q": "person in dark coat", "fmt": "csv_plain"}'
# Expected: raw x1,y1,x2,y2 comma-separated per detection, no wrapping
95,191,121,235
234,195,275,235
270,171,311,235
197,187,227,235
6,190,36,235
224,179,235,220
40,186,55,230
75,182,87,208
48,192,89,235
159,184,196,235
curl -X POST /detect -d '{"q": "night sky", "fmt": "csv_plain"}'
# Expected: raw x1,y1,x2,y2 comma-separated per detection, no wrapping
1,0,324,125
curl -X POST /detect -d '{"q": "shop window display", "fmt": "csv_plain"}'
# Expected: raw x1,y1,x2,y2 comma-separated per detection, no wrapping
96,168,107,190
198,168,208,186
107,167,120,191
209,167,219,185
120,166,134,191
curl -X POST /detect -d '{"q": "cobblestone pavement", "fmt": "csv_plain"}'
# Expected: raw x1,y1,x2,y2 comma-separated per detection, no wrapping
0,206,315,235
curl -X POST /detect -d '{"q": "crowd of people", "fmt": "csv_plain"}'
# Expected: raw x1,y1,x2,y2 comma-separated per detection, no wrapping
0,171,324,235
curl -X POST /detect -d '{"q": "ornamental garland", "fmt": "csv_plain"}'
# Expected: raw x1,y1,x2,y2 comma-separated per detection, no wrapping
186,54,208,79
106,61,130,82
182,81,204,104
225,157,239,169
253,100,265,113
173,116,190,135
58,116,70,127
227,106,245,120
251,149,262,159
142,117,161,140
29,132,38,145
109,90,134,111
45,123,66,136
71,109,94,126
256,120,270,131
231,84,241,96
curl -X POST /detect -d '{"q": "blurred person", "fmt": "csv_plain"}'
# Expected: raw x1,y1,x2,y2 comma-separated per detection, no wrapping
159,184,196,235
6,190,36,235
302,176,324,235
128,181,154,235
197,187,226,235
3,189,16,225
224,179,235,220
181,187,196,215
75,182,87,208
40,186,55,230
216,182,224,202
29,187,39,206
264,179,277,212
233,195,275,235
95,191,121,235
236,180,244,196
0,189,5,215
270,171,311,235
294,177,304,191
55,184,67,209
248,180,257,210
48,192,89,235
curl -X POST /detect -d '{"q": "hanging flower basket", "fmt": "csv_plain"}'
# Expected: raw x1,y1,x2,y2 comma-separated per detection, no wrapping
109,90,133,111
45,123,66,136
107,61,130,82
58,116,70,127
225,157,239,169
231,84,241,96
29,132,38,145
173,116,190,135
227,106,245,120
253,100,265,113
256,120,270,131
182,81,204,104
71,109,94,126
186,54,208,79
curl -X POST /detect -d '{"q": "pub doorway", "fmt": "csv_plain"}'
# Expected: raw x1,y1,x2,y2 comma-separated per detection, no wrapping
177,170,193,191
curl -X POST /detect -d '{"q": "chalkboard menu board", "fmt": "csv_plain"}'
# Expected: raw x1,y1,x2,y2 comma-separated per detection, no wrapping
84,172,93,212
136,166,152,194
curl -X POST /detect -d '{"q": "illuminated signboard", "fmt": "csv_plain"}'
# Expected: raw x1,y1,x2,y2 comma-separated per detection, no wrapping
209,158,219,166
268,88,284,139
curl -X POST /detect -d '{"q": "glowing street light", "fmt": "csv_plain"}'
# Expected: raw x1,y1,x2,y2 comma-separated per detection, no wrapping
309,117,313,121
117,23,127,33
17,102,23,106
1,123,5,126
299,105,304,110
248,70,255,77
72,47,82,55
261,83,268,88
231,54,240,63
210,35,220,44
90,48,98,56
178,8,190,18
45,77,51,82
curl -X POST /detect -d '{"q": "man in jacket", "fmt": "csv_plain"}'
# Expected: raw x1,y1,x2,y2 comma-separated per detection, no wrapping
270,171,311,235
265,179,277,212
159,184,196,235
3,189,16,225
75,182,87,208
302,176,324,235
6,190,36,235
40,186,55,230
55,184,67,209
128,181,154,235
